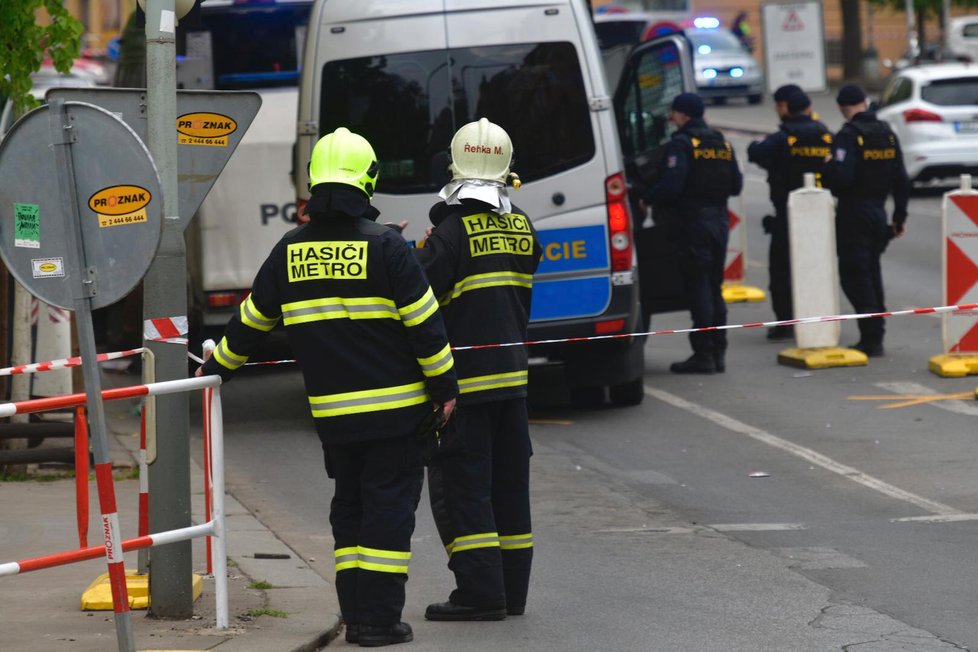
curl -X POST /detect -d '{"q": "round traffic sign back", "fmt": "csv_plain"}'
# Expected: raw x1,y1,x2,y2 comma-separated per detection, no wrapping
0,101,162,310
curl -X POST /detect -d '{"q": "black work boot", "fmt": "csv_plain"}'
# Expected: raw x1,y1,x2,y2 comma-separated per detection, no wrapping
425,601,507,621
766,325,792,341
853,341,885,358
345,623,359,644
670,352,716,374
358,622,413,647
713,350,726,373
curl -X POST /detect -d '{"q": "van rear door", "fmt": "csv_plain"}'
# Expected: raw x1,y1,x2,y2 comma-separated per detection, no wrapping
613,33,695,317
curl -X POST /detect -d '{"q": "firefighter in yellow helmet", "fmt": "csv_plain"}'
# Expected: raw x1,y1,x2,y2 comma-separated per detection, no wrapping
200,127,458,647
415,118,541,621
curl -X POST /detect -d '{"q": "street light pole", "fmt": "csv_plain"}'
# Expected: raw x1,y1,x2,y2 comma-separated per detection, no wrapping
906,0,919,63
144,0,193,618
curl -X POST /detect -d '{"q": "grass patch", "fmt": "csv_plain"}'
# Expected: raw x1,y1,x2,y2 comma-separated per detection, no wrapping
248,609,288,618
248,580,274,590
0,469,75,482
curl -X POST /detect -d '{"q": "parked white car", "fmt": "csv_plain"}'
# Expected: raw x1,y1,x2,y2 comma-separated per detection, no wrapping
876,64,978,182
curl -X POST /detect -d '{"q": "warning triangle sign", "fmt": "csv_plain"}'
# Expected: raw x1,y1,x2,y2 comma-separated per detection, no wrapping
783,10,804,32
951,194,978,229
946,237,978,304
727,209,740,230
950,319,978,353
724,252,744,282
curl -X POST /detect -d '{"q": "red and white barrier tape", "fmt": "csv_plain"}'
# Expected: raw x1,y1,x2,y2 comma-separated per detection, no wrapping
185,302,978,364
144,316,189,345
0,348,144,377
451,303,978,352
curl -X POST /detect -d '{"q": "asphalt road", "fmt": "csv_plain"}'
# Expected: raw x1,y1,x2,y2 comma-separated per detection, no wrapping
195,94,978,651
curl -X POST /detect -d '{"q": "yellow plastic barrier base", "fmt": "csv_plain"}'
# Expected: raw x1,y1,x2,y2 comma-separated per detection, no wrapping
722,283,766,303
81,570,202,610
778,347,868,369
928,354,978,378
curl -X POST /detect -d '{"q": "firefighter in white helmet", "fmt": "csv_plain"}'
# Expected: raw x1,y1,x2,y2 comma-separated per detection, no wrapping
415,118,541,621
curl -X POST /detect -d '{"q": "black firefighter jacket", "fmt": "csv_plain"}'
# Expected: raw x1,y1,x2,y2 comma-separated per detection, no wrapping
202,206,458,445
415,199,542,406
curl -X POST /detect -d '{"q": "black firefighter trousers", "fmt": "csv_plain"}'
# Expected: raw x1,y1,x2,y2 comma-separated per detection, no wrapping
427,398,533,612
326,433,424,626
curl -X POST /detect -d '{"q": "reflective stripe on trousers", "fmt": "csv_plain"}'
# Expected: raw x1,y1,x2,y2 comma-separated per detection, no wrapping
334,545,411,574
499,533,533,550
445,532,499,556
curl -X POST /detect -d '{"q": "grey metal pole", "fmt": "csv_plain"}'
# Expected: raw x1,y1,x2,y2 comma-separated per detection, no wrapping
144,0,193,618
906,0,919,62
48,99,136,652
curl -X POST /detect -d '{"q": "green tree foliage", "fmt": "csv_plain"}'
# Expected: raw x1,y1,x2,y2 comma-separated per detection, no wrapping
0,1,84,114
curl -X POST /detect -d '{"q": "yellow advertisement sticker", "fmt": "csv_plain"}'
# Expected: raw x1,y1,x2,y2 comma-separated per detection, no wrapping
88,185,151,227
177,112,237,147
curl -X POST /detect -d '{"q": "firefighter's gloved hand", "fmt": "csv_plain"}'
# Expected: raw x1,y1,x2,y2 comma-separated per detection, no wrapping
194,341,215,377
384,220,408,233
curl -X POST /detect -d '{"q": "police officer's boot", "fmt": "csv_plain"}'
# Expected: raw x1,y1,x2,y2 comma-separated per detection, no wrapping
670,352,716,374
713,349,726,373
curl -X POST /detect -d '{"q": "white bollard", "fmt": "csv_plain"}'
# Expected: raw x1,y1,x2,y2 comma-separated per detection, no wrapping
788,173,841,349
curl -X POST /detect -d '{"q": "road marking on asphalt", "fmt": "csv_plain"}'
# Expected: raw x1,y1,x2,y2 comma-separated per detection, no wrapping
709,523,807,532
643,385,961,516
594,526,695,535
891,513,978,523
873,382,978,415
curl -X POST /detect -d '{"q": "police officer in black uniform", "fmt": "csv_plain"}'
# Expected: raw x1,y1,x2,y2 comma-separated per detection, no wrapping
415,119,541,622
748,90,833,341
200,128,458,648
640,92,743,374
823,84,910,357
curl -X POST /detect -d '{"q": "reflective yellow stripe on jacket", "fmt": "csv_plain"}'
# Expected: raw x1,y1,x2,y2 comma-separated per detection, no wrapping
458,370,528,395
240,295,280,332
398,286,439,327
439,271,533,306
445,532,499,556
334,545,411,574
213,337,248,371
499,533,533,550
281,296,399,326
309,381,429,417
417,343,454,378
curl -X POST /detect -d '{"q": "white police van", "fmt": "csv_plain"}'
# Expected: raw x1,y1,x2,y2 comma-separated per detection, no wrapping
294,0,693,407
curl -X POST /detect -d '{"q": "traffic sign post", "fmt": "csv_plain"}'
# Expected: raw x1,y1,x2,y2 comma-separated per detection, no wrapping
0,99,164,652
930,174,978,377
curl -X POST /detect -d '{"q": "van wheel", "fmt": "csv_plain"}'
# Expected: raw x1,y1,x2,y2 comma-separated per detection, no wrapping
570,386,606,409
609,378,645,407
748,93,763,105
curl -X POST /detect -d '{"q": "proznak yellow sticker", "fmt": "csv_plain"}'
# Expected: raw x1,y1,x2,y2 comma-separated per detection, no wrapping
88,185,151,228
177,112,237,147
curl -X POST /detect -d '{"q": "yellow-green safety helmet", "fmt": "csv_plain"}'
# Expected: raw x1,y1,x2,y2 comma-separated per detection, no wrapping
308,127,379,198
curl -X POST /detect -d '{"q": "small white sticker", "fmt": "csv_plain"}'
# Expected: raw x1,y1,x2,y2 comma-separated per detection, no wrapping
31,257,65,279
835,148,847,162
160,9,175,33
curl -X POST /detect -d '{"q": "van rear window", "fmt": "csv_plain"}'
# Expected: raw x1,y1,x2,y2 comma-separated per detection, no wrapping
321,42,595,194
921,78,978,106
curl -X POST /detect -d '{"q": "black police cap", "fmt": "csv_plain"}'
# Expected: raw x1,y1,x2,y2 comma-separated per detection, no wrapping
787,90,811,115
836,84,867,106
671,92,704,119
773,84,803,103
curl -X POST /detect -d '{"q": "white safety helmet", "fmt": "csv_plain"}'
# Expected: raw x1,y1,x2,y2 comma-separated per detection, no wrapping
449,118,514,184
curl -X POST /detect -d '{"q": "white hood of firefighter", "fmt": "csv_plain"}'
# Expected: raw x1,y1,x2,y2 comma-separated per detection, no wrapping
438,179,512,215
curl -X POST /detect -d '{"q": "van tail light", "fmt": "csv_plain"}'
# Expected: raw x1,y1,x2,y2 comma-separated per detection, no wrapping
207,290,250,309
903,108,942,123
606,172,633,272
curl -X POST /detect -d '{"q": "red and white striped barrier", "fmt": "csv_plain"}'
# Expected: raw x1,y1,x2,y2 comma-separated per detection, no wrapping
0,375,229,630
144,316,189,345
942,180,978,353
724,203,746,284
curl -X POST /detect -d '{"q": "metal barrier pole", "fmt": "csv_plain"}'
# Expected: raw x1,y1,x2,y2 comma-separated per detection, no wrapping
203,387,213,575
138,343,156,578
74,406,89,548
210,384,228,629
